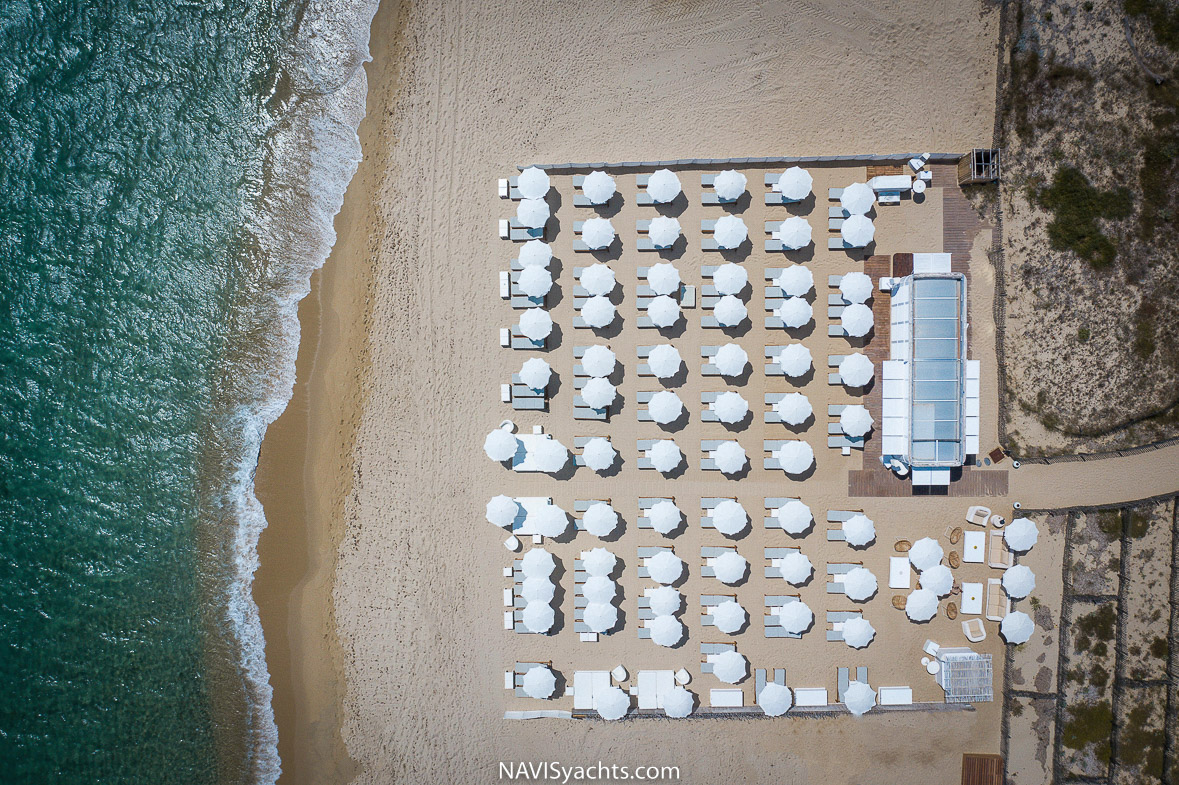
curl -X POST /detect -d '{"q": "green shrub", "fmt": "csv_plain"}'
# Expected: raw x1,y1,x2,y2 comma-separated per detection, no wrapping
1062,700,1113,761
1077,326,1091,342
1037,166,1133,268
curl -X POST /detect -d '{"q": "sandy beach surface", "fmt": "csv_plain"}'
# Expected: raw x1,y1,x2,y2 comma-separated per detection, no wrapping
253,1,1011,783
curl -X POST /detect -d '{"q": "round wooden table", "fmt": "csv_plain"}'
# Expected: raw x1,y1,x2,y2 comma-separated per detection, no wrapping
948,551,962,569
892,595,907,610
894,540,912,553
949,526,963,544
946,602,959,620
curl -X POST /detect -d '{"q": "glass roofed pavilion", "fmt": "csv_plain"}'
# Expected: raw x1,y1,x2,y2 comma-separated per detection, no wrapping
882,254,980,486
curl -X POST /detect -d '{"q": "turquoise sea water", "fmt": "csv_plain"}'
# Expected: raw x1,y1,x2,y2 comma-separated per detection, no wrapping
0,1,372,782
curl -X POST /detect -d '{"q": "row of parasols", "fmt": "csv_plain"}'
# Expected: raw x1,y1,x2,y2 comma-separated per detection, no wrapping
515,165,808,205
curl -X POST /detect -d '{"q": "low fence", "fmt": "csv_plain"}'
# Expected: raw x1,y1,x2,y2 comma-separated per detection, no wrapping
520,152,964,172
1014,436,1179,465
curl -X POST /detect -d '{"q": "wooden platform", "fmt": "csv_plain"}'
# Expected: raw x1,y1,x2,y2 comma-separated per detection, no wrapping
961,753,1003,785
866,163,906,178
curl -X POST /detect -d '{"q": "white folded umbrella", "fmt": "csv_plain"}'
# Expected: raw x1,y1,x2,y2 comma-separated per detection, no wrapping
530,438,568,473
485,494,518,527
840,405,874,438
648,585,683,616
522,664,556,699
647,168,682,203
518,239,552,268
649,390,684,424
776,343,813,377
713,600,748,634
1005,517,1039,551
649,216,682,248
714,169,747,201
713,391,749,424
648,550,685,585
1002,564,1036,598
581,296,616,329
582,170,616,204
483,428,519,462
584,602,618,633
843,566,878,601
839,353,874,387
581,378,617,410
647,344,682,378
842,617,876,649
774,392,812,426
839,271,873,303
648,439,683,473
596,686,630,720
581,345,616,378
774,216,813,250
774,166,813,200
777,600,813,634
774,440,814,474
714,343,749,376
713,263,748,295
663,686,694,717
650,615,687,648
840,182,875,214
712,551,748,585
583,502,620,538
1001,610,1034,644
517,198,550,229
581,217,615,249
844,681,876,716
648,262,681,296
581,437,617,473
776,297,812,328
773,499,813,534
648,500,682,535
908,537,944,571
919,564,953,597
841,214,875,248
647,295,681,328
775,264,814,296
583,547,616,577
522,601,555,633
778,551,813,585
521,576,555,604
521,548,556,577
519,357,551,390
712,440,748,475
714,214,748,248
518,266,552,298
517,166,550,200
711,499,748,537
905,588,938,621
841,303,874,337
757,682,792,716
711,650,748,684
714,295,747,327
532,503,569,538
842,514,876,547
579,263,615,296
519,308,553,341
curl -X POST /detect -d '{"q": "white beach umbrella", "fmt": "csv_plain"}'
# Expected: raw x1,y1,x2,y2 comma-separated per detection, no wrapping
522,664,556,699
905,588,938,622
840,405,874,438
584,602,618,634
650,615,687,648
712,499,749,538
714,343,749,377
517,198,550,229
649,216,682,248
517,266,552,298
1005,517,1039,552
777,344,813,378
712,551,749,585
530,438,569,473
518,239,552,268
712,441,748,476
1001,610,1035,644
483,428,519,462
711,651,748,684
583,547,616,578
648,550,685,585
843,617,876,649
581,378,617,410
841,303,874,337
519,357,552,390
774,392,812,426
714,295,747,327
521,576,555,604
841,215,875,248
649,390,684,424
583,502,620,538
773,500,814,535
774,440,815,475
647,295,681,328
521,548,556,578
713,263,748,296
648,500,682,535
713,391,749,424
581,437,617,473
777,600,814,634
648,439,683,473
777,551,813,585
776,297,813,329
839,353,874,387
844,681,876,717
843,567,878,602
485,495,519,527
774,216,813,250
647,168,682,203
581,296,616,329
648,262,681,296
663,686,694,717
840,271,873,304
1003,564,1036,598
517,167,550,200
774,166,813,201
596,686,630,720
842,514,876,547
714,169,747,201
519,308,553,341
757,682,792,717
648,585,683,616
775,265,814,297
581,217,615,249
581,345,616,378
908,537,944,571
840,182,875,215
532,503,569,538
582,170,616,204
714,214,748,249
713,600,748,634
920,564,953,597
647,344,682,378
579,263,616,296
522,601,555,633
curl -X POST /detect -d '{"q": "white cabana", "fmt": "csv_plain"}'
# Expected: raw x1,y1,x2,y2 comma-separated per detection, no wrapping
841,302,874,337
483,428,519,462
776,297,812,328
530,438,569,473
485,494,518,527
773,499,814,535
774,216,813,250
522,601,555,633
596,686,630,720
647,168,681,203
648,500,682,535
843,617,876,649
581,217,615,249
1003,564,1036,598
712,441,748,476
838,353,874,387
519,308,553,341
581,345,616,378
583,502,620,538
521,548,556,578
650,615,687,648
840,405,874,438
840,182,875,214
517,198,550,229
533,503,569,538
842,514,876,547
905,588,938,622
647,344,682,378
581,437,617,473
1005,518,1039,552
843,566,878,601
840,214,875,248
649,216,682,248
714,169,747,200
713,343,749,377
713,391,749,424
713,600,748,634
648,390,684,424
663,686,694,717
920,564,953,597
777,600,814,634
522,664,556,699
583,547,616,577
581,378,617,410
713,551,749,585
519,357,551,390
648,585,683,616
839,271,873,303
777,551,813,585
776,344,813,377
648,550,685,585
518,239,552,268
775,265,814,297
647,295,681,328
518,266,553,298
774,166,813,200
714,214,748,249
579,263,615,296
711,499,749,538
581,296,616,329
521,576,555,604
711,650,748,684
647,262,681,296
648,439,683,473
517,166,550,200
584,602,618,634
582,170,616,205
844,681,876,717
1001,610,1034,644
714,295,747,327
713,263,748,295
774,440,815,474
908,537,944,571
774,392,812,425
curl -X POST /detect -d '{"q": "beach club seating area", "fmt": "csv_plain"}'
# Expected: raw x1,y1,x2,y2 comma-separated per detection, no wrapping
487,162,1024,719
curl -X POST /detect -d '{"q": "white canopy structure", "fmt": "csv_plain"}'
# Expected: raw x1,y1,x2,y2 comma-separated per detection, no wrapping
519,308,553,341
714,169,747,201
777,551,813,585
840,271,873,304
757,682,792,717
776,297,813,328
648,586,683,616
713,263,748,295
521,548,556,578
521,576,556,604
647,344,682,378
649,216,682,248
920,564,954,597
596,686,630,720
713,215,748,249
650,615,686,648
579,263,616,296
522,664,557,699
1005,518,1039,552
663,686,694,717
518,266,553,298
648,550,685,585
529,438,569,473
713,600,748,634
842,514,876,547
648,500,682,535
774,392,812,426
647,168,681,203
581,345,616,378
905,588,938,622
843,566,878,601
485,494,518,527
842,617,876,649
774,216,813,250
519,357,551,390
840,405,874,438
711,499,749,538
1001,610,1034,644
773,499,814,535
908,537,944,571
648,262,681,296
841,214,875,248
775,264,814,297
714,295,747,327
483,428,519,462
522,601,555,633
581,437,617,473
774,440,815,474
712,441,748,476
776,343,813,377
580,378,616,410
582,170,616,205
581,296,616,329
711,651,748,684
844,681,876,716
518,239,552,268
582,502,620,538
775,166,813,200
584,602,618,634
712,551,749,585
533,503,569,538
648,439,683,473
714,343,749,377
1002,564,1036,598
583,547,616,578
840,182,875,214
841,302,874,336
838,353,874,387
647,295,681,328
713,391,749,424
581,217,615,249
517,166,550,200
517,198,550,229
648,390,684,425
777,600,814,634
